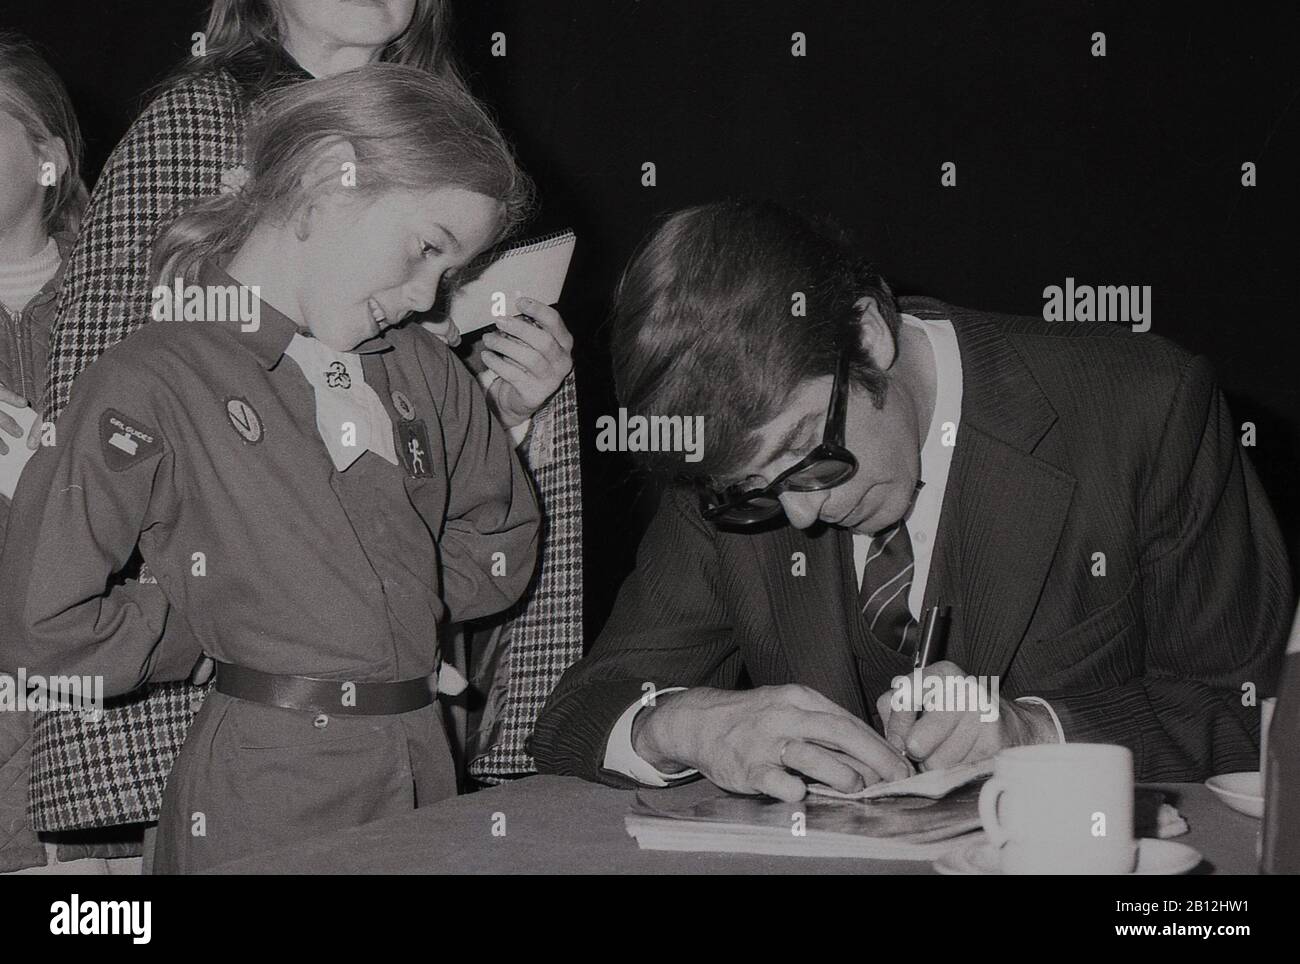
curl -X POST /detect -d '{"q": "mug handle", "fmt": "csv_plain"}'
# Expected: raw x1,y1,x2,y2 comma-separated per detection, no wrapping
978,777,1009,847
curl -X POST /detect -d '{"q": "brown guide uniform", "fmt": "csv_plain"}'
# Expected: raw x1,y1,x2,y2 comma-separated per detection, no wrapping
0,264,540,873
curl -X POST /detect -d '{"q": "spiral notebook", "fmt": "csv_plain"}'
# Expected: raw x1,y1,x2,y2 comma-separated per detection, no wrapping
448,229,576,336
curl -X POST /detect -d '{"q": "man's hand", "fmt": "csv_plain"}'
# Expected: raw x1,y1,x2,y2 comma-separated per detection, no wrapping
0,382,42,457
633,685,913,802
875,660,1058,771
480,298,573,428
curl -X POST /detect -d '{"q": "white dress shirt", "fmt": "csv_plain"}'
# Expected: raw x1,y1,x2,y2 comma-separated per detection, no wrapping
603,314,1061,786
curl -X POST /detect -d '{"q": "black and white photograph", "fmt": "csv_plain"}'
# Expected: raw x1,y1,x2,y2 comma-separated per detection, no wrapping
0,0,1297,928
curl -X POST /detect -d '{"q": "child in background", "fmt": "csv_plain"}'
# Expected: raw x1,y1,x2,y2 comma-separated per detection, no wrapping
0,32,87,512
0,31,90,874
0,63,541,873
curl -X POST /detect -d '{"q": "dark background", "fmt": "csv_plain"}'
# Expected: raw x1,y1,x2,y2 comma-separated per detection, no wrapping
8,0,1299,640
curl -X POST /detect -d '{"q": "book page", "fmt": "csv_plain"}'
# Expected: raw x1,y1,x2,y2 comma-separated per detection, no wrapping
807,757,996,801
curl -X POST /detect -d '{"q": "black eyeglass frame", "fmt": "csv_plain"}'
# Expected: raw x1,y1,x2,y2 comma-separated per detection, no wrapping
700,348,858,526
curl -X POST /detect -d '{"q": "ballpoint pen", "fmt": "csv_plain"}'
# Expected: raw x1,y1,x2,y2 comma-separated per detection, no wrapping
914,604,951,673
896,605,952,769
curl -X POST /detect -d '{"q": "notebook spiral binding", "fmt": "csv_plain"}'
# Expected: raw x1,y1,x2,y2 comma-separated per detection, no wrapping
495,228,576,258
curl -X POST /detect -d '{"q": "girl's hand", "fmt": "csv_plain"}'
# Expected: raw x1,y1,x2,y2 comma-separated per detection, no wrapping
480,297,573,428
0,382,41,456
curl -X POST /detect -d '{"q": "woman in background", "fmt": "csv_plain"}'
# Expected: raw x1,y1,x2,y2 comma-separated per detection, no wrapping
38,0,583,864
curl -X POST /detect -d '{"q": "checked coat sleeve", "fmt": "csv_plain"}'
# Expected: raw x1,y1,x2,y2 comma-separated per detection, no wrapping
468,371,586,782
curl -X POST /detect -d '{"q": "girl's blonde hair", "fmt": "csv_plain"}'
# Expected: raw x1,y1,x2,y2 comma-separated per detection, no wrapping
184,0,464,88
152,63,534,284
0,31,90,235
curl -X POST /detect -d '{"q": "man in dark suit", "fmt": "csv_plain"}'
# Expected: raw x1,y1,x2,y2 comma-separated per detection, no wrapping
532,199,1292,798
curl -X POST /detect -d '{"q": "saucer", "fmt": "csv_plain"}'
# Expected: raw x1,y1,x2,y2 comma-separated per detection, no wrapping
1205,772,1264,818
934,836,1202,875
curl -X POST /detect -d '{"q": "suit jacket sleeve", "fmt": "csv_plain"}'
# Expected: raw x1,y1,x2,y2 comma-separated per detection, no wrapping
1043,355,1292,779
531,486,742,784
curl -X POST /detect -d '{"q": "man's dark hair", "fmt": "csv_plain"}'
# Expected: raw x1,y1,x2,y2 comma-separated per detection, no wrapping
610,198,898,480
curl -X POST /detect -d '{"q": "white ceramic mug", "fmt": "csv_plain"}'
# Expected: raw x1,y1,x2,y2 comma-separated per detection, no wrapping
978,743,1137,874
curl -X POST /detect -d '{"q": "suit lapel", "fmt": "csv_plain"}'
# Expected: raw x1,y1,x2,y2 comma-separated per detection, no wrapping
907,303,1077,678
928,423,1076,677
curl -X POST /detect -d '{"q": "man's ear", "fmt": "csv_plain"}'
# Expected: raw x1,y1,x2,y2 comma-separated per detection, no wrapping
294,136,360,240
855,295,897,370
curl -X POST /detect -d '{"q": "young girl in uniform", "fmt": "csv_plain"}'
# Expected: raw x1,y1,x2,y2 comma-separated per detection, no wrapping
42,1,580,843
0,63,542,873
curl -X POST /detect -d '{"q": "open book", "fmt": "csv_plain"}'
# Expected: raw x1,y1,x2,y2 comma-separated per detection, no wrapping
625,766,991,861
447,229,575,336
626,760,1189,859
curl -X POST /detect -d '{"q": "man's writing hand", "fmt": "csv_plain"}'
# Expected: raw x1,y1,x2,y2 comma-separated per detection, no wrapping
633,685,912,802
875,660,1057,770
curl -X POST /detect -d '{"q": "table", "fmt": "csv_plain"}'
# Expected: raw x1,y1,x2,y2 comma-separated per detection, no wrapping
209,775,1261,874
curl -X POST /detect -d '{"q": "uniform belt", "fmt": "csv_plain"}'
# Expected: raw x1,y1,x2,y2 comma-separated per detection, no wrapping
213,662,434,716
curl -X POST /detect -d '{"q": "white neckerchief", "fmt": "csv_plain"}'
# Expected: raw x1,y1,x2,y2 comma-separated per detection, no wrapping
283,334,398,471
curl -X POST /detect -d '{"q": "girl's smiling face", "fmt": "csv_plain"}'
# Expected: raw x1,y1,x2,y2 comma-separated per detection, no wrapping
295,185,500,352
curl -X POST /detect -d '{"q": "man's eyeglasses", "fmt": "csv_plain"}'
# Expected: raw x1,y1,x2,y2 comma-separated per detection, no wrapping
700,349,858,526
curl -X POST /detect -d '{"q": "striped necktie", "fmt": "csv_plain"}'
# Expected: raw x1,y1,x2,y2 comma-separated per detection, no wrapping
859,522,919,655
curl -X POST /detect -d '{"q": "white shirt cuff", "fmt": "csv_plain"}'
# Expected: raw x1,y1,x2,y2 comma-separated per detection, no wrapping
1015,696,1066,744
477,369,531,445
603,687,699,786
